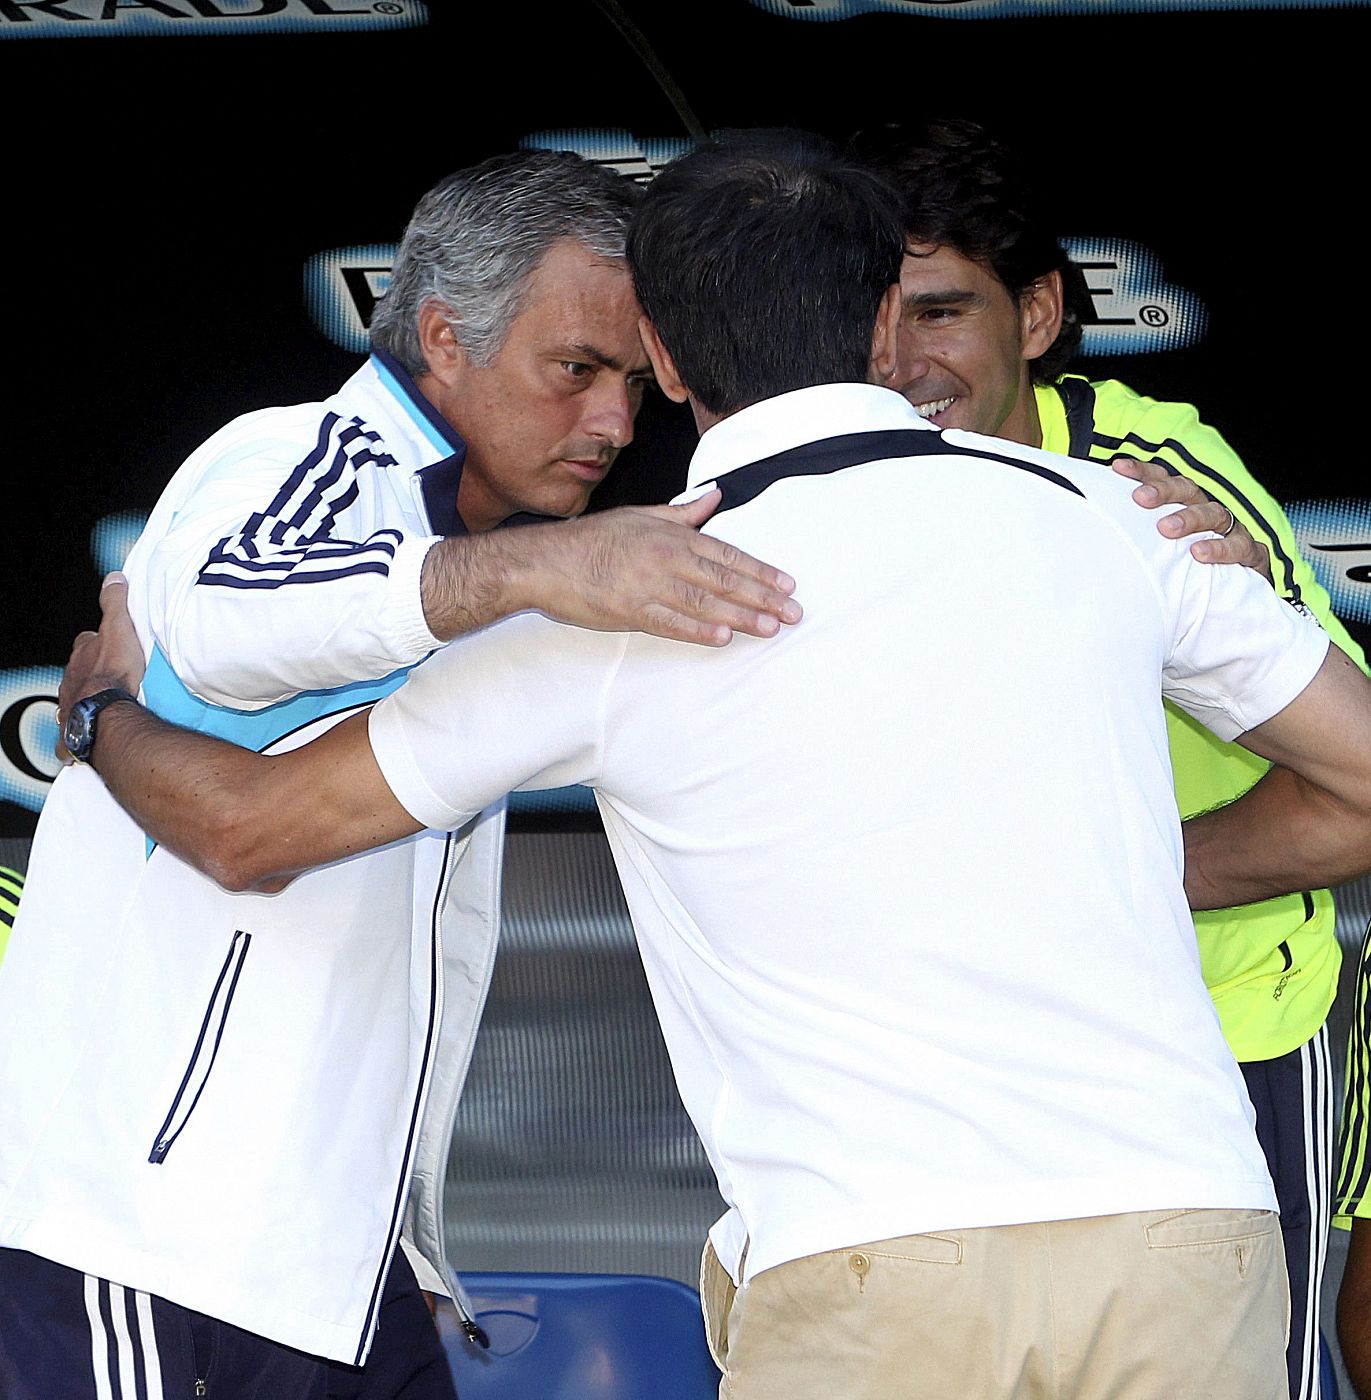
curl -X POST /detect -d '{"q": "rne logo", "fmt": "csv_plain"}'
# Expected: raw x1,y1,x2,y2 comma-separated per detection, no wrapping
1063,236,1207,356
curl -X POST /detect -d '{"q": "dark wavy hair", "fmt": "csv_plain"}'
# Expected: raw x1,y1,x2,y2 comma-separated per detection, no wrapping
851,118,1090,382
629,129,905,417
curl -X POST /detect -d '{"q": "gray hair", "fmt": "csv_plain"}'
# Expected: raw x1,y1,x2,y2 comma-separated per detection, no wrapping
369,150,639,375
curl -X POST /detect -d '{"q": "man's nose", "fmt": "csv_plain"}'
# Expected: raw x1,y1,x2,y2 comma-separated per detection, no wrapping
893,338,933,384
584,379,636,449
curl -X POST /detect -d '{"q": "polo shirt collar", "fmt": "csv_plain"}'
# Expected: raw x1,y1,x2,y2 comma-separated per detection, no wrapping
686,383,936,491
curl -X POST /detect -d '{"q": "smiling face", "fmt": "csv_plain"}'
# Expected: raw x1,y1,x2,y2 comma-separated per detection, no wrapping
419,238,653,533
890,242,1062,447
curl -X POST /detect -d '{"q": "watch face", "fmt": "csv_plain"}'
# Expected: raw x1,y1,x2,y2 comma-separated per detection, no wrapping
63,704,91,760
62,689,133,763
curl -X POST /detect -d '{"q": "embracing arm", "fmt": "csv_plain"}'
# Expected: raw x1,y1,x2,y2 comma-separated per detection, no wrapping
1339,1220,1371,1400
151,439,801,708
87,703,417,894
59,575,419,893
419,490,801,647
146,408,802,707
1183,644,1371,909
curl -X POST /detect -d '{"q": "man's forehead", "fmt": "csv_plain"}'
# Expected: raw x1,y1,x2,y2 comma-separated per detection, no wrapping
520,238,636,307
511,241,647,365
900,241,1005,296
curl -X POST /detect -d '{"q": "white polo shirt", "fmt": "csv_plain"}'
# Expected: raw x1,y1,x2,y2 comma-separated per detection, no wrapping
369,383,1329,1286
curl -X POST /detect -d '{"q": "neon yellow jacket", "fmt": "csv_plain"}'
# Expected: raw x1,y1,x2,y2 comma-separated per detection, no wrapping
1038,376,1365,1062
0,867,21,965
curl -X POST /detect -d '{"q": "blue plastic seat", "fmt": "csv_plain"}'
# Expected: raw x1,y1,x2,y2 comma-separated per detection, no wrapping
441,1271,721,1399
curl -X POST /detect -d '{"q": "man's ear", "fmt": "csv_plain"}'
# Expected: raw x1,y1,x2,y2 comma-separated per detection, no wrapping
639,317,689,404
1019,270,1064,364
869,282,902,385
417,301,469,387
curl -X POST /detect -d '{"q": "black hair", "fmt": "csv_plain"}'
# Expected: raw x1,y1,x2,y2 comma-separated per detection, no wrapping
851,117,1090,381
628,129,906,417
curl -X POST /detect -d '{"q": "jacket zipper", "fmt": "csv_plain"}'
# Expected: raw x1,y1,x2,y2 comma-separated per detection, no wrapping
148,931,252,1164
431,817,506,1351
457,1312,491,1349
352,835,457,1364
190,1306,211,1393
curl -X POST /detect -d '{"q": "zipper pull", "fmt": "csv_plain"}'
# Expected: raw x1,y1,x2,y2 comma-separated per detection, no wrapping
459,1316,491,1350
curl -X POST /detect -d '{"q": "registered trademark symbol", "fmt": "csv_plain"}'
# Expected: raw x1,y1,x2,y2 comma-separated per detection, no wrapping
1138,304,1169,328
374,1,403,11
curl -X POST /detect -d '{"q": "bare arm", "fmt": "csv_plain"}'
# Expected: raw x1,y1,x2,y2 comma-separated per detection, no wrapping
1340,1219,1371,1400
1183,645,1371,908
60,575,419,893
94,704,416,894
421,490,802,647
152,472,801,708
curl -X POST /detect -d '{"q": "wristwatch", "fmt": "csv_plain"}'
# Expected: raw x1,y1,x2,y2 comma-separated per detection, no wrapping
63,687,137,764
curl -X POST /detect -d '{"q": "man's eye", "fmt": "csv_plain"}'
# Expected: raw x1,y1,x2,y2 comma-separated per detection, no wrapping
561,361,594,380
920,307,959,324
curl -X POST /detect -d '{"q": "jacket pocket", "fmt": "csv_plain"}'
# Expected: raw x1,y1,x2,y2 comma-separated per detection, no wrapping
148,930,252,1165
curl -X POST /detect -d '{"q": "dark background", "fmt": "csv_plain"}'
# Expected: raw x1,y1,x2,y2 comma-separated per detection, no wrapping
3,0,1366,834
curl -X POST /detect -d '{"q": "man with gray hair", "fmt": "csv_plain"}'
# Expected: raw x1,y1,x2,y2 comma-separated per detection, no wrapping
0,149,799,1400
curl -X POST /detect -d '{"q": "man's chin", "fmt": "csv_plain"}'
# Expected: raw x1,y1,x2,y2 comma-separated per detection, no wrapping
927,406,998,436
518,482,599,521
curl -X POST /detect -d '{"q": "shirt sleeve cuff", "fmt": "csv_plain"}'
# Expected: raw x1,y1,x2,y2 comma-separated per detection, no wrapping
1191,623,1331,742
382,535,445,663
368,692,466,832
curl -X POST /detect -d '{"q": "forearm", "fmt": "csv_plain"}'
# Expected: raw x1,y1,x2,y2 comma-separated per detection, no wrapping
170,523,569,691
86,698,291,892
1339,1219,1371,1400
420,512,720,637
419,530,544,640
1184,762,1371,909
1182,644,1371,908
82,691,419,893
422,496,803,647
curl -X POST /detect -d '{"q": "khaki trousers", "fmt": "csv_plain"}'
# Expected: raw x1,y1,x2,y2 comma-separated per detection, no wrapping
700,1209,1289,1400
